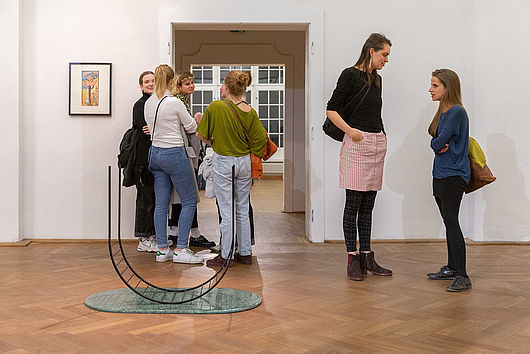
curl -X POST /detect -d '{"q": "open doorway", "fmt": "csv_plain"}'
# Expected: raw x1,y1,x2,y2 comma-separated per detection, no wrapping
172,28,306,214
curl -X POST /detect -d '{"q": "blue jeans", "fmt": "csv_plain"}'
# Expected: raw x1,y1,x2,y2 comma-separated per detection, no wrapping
149,146,197,249
213,153,252,259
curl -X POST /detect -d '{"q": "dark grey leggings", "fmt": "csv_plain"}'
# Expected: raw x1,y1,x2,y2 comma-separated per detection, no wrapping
433,176,467,277
343,190,377,252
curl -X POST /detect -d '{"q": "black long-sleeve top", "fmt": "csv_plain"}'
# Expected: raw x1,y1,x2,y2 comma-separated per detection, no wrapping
326,66,384,133
132,92,151,174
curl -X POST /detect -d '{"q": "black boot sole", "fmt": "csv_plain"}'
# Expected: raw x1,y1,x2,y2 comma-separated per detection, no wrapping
427,275,455,280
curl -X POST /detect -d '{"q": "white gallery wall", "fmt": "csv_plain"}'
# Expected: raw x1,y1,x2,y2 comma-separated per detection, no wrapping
0,0,21,242
1,0,529,242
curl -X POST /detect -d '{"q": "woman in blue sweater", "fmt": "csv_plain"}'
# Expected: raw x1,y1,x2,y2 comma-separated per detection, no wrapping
427,69,471,292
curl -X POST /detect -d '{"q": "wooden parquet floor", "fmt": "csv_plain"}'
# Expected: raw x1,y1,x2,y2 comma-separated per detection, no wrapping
2,179,530,352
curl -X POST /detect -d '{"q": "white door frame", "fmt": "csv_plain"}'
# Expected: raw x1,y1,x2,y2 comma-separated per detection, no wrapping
157,5,325,242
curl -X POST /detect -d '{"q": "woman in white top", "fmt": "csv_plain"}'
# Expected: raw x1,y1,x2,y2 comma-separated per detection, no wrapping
144,64,202,264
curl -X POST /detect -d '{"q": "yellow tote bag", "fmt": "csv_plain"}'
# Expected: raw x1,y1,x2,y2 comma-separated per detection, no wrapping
465,137,496,194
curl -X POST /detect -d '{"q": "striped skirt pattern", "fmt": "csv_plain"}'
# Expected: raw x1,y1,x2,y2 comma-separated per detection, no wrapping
339,131,387,191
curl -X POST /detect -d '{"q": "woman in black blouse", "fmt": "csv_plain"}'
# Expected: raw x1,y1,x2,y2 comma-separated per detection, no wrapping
132,71,159,252
326,33,392,281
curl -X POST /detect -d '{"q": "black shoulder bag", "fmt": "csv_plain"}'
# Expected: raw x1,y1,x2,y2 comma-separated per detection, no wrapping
322,84,371,142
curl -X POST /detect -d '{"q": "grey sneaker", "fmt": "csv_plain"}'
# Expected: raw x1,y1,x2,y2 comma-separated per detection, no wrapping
149,238,173,253
137,236,154,252
156,248,174,262
447,275,472,292
173,248,204,264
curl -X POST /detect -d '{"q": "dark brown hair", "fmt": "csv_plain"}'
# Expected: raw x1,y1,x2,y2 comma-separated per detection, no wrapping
354,33,392,88
224,70,252,97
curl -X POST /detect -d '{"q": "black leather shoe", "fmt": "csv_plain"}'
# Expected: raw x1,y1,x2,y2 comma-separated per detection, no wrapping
189,235,216,248
427,266,455,280
447,275,472,292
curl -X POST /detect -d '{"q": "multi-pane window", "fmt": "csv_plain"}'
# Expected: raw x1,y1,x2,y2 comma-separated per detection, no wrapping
191,65,285,151
192,66,213,84
258,66,284,84
219,66,252,84
191,90,212,116
258,90,284,147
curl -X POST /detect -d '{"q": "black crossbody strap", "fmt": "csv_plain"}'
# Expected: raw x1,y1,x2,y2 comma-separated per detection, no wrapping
150,96,168,142
147,96,167,167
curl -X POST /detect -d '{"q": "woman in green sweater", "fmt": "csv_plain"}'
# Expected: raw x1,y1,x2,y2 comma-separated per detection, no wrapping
196,71,267,267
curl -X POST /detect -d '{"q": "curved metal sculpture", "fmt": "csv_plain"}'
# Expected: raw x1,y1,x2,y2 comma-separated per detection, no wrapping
107,166,235,304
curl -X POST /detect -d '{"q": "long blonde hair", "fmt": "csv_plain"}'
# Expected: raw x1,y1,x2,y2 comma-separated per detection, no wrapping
154,64,175,99
428,68,464,137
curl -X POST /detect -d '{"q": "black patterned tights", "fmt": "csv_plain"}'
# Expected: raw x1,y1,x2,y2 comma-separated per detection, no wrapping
343,189,377,252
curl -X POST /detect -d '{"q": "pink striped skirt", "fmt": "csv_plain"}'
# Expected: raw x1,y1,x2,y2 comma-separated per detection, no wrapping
339,131,387,191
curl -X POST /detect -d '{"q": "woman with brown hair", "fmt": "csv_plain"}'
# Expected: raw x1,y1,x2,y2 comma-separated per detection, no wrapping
426,68,471,292
167,71,216,249
326,33,393,281
144,64,203,264
132,71,159,252
196,70,267,267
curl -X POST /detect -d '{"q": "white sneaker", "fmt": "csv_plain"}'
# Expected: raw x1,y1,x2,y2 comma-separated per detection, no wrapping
137,237,153,252
169,226,178,237
156,248,174,262
173,248,204,264
148,237,173,253
148,238,158,252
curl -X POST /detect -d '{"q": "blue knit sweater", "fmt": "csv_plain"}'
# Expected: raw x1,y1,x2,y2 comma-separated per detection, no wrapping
430,105,470,183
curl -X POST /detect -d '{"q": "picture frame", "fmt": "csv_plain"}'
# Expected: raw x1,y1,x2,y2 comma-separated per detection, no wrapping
69,62,112,115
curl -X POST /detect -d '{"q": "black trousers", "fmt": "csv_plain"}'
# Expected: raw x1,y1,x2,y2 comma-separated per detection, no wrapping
134,182,155,237
433,176,467,277
169,203,199,229
343,189,377,252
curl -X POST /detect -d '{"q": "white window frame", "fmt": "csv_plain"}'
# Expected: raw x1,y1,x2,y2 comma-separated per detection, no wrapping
191,65,285,163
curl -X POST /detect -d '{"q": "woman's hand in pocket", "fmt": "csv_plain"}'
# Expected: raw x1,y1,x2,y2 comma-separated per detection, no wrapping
348,128,364,142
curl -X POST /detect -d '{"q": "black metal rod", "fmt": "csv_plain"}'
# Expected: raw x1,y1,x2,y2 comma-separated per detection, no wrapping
107,166,112,261
118,167,121,245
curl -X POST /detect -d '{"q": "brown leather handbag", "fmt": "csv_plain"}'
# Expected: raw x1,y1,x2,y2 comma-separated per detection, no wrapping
224,100,277,178
464,136,496,194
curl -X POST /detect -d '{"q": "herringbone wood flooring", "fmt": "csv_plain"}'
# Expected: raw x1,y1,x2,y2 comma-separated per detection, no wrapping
1,179,530,352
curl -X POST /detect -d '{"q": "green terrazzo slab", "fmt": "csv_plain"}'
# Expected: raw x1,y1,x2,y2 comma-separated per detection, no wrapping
85,287,261,314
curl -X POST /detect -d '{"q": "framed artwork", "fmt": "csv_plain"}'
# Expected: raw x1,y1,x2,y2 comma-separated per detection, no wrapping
69,62,112,115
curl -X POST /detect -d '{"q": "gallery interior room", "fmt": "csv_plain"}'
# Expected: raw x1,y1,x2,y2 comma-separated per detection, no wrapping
1,0,530,352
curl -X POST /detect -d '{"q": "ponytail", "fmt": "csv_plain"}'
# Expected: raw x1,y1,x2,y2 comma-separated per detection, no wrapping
154,64,175,99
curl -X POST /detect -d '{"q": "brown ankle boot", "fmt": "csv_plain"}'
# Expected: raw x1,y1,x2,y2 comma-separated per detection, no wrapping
360,251,392,276
347,254,363,281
